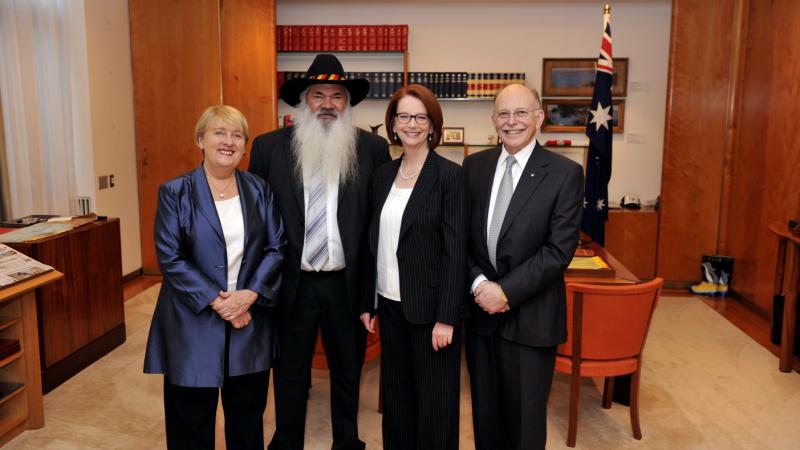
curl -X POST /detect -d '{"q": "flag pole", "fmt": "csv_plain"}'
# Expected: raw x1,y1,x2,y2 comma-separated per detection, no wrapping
605,4,611,14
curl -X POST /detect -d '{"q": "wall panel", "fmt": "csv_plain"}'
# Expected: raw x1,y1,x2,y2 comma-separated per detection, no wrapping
657,0,736,283
723,0,800,312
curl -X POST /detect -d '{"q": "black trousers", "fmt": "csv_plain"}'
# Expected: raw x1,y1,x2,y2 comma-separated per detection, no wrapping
163,370,269,450
269,270,366,450
379,296,461,450
466,330,556,450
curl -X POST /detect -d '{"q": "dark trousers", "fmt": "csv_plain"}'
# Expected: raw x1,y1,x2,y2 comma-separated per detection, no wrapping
466,330,556,450
163,370,269,450
379,296,461,450
269,270,366,450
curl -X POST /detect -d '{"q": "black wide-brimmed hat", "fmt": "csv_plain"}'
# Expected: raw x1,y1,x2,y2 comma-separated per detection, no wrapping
279,54,370,107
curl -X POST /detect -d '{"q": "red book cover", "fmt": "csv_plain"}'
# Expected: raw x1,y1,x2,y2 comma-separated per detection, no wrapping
400,25,408,51
346,26,354,51
388,25,398,51
336,26,347,52
276,25,282,51
321,26,331,50
299,26,308,51
367,26,377,51
286,26,294,51
313,26,322,51
353,26,362,51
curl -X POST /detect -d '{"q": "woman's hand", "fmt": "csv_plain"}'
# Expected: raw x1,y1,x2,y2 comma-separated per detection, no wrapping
211,289,258,321
432,322,454,351
360,313,376,333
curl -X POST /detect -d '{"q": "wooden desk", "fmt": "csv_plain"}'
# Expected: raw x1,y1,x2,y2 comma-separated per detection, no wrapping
605,207,659,279
566,242,640,285
769,221,799,372
7,219,125,392
0,271,62,446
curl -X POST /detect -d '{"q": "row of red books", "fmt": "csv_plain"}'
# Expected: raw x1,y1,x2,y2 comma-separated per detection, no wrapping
466,73,527,98
276,25,409,52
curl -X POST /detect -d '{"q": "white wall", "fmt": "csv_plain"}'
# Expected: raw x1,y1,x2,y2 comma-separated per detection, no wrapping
84,0,141,275
277,1,671,204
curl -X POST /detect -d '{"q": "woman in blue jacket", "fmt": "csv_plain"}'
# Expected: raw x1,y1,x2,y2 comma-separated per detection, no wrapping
144,105,285,450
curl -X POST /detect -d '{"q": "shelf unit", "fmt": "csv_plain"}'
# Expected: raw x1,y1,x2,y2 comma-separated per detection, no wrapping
0,270,62,446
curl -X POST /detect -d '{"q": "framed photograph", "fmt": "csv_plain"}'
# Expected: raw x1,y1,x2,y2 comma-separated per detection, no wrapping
542,58,629,97
541,99,625,134
441,127,465,145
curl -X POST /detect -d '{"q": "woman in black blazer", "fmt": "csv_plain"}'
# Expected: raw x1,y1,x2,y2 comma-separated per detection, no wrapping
360,85,467,450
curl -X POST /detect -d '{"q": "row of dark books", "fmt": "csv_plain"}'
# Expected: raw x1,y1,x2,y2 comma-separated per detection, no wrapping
277,25,409,52
277,71,528,101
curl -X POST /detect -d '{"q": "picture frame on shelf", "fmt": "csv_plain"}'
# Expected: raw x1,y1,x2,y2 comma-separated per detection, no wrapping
441,127,465,145
541,58,629,97
541,98,625,133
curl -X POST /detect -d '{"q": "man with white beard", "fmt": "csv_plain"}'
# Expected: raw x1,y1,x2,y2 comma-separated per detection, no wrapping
249,54,390,450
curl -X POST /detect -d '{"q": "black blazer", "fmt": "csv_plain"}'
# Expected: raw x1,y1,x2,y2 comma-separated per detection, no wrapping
249,126,391,319
464,143,584,347
363,150,467,326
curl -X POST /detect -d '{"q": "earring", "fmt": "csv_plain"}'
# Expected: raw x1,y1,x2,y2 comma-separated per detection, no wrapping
428,133,433,142
394,132,399,142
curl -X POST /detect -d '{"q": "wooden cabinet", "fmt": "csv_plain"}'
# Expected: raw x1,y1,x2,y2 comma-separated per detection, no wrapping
605,207,659,280
0,271,62,446
7,219,125,393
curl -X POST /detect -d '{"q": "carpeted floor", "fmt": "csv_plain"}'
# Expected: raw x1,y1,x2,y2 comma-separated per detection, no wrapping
5,284,800,449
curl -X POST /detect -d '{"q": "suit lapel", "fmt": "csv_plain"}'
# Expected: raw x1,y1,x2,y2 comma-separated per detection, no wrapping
480,147,502,243
236,170,256,252
282,129,305,212
191,165,225,244
399,151,438,240
498,144,548,242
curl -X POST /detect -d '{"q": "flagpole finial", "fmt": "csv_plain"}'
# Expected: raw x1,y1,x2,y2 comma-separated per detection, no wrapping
604,4,611,14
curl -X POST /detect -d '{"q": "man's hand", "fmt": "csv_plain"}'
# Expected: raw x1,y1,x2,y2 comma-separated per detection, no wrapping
432,322,454,351
230,311,252,329
211,289,258,321
360,313,376,333
474,281,510,314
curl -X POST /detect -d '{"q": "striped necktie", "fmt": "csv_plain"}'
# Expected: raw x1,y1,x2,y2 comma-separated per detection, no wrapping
304,162,328,271
488,155,516,269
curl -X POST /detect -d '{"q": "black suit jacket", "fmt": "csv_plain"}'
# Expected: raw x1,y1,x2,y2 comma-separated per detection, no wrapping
464,143,584,347
362,150,467,326
249,126,391,319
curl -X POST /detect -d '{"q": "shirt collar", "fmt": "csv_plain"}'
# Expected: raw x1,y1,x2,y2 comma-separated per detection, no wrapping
500,139,537,170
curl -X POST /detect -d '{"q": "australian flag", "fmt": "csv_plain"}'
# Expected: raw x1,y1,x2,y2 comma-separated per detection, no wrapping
582,8,614,246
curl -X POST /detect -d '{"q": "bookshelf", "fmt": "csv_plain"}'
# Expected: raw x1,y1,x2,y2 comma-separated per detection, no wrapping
0,270,62,446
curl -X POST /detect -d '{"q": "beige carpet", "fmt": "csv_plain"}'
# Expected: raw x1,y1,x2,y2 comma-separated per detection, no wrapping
5,285,800,449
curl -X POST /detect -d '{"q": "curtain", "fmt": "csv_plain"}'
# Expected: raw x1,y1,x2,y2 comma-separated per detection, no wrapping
0,0,94,217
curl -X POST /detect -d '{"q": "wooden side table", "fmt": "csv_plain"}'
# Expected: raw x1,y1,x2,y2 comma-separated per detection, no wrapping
770,221,800,372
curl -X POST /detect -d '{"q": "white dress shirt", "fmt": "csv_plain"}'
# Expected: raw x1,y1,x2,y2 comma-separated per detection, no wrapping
301,170,346,271
214,195,244,292
471,140,537,292
376,184,413,301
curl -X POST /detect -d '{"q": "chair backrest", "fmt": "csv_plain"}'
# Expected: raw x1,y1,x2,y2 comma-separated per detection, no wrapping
557,278,663,361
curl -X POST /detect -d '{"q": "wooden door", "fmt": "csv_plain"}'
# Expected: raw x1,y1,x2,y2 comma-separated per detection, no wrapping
130,0,277,273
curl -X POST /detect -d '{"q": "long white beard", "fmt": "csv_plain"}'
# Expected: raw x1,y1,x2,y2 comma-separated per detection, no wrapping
292,102,358,186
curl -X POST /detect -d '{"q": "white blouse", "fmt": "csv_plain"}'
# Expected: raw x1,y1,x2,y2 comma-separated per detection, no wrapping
214,196,244,292
376,184,413,302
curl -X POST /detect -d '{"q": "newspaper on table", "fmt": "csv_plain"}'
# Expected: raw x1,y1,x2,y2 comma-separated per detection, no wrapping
0,244,54,287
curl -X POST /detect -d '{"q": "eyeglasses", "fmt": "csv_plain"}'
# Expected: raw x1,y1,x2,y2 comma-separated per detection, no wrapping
395,113,431,125
493,108,540,122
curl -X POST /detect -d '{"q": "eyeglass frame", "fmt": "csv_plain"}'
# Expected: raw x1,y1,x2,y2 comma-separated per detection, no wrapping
492,108,542,122
394,113,432,125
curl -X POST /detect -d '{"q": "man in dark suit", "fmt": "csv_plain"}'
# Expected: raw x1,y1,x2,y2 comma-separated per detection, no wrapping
464,84,584,450
249,54,390,450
